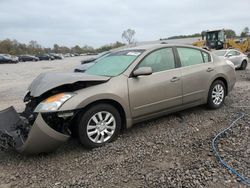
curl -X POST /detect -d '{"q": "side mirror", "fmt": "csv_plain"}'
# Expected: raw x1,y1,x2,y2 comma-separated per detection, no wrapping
133,67,153,77
226,54,232,58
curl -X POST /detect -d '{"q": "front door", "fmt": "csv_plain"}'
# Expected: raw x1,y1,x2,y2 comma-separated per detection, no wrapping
128,48,182,118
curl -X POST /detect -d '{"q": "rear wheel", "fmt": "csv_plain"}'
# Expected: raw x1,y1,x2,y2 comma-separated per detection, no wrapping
77,103,121,148
207,80,226,109
240,60,247,70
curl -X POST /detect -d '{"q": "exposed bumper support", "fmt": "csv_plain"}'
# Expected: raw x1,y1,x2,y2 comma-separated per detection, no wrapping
0,107,70,155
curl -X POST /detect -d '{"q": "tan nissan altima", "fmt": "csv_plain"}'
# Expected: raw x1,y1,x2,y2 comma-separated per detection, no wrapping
0,44,236,154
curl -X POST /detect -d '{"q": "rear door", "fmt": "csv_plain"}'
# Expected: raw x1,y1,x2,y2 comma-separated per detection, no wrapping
175,47,216,105
128,47,182,118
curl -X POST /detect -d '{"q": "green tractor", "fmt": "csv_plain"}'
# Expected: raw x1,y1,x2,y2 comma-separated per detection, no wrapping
193,29,250,53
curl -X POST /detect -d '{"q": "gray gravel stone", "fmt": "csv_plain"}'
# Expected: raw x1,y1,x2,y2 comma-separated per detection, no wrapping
0,58,249,187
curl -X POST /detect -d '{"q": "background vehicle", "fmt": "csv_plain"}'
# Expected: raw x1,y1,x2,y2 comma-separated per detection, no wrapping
0,44,236,154
19,55,39,62
36,54,54,61
86,52,98,55
49,53,64,60
64,53,71,57
0,54,19,64
193,29,250,53
213,49,248,70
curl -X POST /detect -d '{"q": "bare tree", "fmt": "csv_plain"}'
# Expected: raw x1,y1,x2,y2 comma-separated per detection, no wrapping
29,40,41,49
122,29,136,44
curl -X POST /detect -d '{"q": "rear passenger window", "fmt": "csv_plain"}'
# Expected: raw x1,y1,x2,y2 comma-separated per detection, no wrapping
138,48,175,72
177,48,204,67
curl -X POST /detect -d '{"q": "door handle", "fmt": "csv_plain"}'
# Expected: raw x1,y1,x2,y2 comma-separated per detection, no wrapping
170,77,180,82
207,67,214,72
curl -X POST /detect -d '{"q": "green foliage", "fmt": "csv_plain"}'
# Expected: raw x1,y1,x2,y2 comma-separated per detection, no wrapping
0,39,125,55
96,41,125,53
0,39,45,55
240,27,249,37
225,29,236,38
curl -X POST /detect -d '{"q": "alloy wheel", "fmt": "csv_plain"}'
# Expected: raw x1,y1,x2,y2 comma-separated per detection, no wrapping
212,84,224,105
86,111,116,144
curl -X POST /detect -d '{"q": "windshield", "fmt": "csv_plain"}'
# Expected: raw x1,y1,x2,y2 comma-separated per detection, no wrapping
207,32,217,41
213,50,227,56
96,51,110,59
85,50,144,76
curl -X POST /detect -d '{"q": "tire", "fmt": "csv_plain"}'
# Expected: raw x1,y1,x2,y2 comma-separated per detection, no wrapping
77,103,121,148
207,80,226,109
240,60,247,70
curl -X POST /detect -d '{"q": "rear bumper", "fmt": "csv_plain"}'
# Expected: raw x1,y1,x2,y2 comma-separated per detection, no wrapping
0,107,70,155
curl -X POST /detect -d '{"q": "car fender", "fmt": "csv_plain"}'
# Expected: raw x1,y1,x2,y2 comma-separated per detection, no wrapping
58,78,133,128
207,71,234,97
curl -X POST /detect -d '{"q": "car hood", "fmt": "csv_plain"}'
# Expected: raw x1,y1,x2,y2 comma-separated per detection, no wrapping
81,58,96,64
74,62,95,72
28,72,110,97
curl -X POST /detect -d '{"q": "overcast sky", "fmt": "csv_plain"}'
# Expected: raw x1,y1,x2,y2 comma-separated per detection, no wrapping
0,0,249,48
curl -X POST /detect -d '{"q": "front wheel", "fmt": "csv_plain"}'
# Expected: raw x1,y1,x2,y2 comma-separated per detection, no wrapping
240,60,247,70
207,80,226,109
77,103,121,148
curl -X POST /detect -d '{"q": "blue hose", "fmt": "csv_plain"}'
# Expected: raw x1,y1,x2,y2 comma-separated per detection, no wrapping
212,112,250,185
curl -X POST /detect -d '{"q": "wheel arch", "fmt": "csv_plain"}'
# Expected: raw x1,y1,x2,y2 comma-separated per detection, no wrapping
242,58,248,62
210,77,228,96
75,99,128,131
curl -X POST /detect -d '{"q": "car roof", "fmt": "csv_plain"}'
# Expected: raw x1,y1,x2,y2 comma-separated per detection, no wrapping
215,49,240,52
118,44,206,52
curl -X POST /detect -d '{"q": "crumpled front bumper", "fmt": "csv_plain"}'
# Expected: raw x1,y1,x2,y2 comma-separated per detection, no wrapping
0,107,70,155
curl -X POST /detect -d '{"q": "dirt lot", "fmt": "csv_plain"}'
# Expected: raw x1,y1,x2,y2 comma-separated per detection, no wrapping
0,58,249,188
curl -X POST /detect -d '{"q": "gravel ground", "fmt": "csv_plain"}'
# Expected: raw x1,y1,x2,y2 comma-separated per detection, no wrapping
0,58,249,188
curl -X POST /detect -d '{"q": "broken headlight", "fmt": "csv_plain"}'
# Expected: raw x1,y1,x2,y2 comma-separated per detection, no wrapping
34,93,75,113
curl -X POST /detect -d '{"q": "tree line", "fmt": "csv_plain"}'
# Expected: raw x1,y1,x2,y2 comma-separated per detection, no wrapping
0,28,137,56
0,39,125,56
1,27,249,56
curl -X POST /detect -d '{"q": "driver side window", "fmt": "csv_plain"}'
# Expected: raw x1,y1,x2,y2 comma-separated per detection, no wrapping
137,48,175,73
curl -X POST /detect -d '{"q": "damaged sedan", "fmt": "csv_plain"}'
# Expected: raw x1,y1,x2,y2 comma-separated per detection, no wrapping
0,44,236,154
